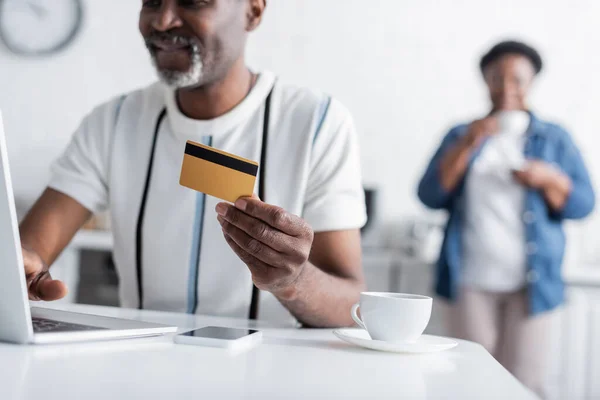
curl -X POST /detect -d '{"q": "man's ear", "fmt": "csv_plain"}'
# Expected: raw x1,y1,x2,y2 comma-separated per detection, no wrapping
246,0,266,32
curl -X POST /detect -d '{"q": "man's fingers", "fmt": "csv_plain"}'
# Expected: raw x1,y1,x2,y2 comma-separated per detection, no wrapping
216,204,295,252
20,247,67,301
231,198,309,237
221,232,280,289
221,232,269,270
22,249,44,279
29,271,68,301
35,278,68,301
218,216,287,267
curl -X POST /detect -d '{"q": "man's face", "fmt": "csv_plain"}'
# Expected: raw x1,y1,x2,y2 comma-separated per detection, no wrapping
484,54,536,111
139,0,248,89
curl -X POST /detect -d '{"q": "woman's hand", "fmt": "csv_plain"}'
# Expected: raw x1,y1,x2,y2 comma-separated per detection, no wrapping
513,161,557,189
514,161,572,211
461,116,499,149
439,116,499,192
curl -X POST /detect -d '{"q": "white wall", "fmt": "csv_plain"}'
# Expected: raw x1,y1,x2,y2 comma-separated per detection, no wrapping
249,0,600,214
0,1,155,214
247,0,600,264
2,0,600,260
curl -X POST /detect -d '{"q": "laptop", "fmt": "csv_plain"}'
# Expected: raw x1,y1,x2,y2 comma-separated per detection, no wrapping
0,111,177,344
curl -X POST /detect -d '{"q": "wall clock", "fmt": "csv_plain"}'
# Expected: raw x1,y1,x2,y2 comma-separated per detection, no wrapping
0,0,83,56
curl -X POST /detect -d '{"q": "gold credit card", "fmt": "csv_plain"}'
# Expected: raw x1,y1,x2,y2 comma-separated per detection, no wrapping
179,140,258,203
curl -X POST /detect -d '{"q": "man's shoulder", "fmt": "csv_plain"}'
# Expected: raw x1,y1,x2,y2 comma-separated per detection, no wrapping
273,79,353,127
114,81,164,111
85,82,163,120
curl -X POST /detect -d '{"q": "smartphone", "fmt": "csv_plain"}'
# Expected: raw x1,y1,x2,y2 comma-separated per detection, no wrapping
174,326,262,351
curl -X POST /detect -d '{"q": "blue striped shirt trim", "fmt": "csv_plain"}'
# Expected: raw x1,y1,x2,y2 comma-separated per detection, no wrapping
114,95,126,130
186,136,211,314
107,95,127,191
313,96,332,145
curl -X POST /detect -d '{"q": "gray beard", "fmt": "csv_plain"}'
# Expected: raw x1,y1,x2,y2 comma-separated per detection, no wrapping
150,43,204,89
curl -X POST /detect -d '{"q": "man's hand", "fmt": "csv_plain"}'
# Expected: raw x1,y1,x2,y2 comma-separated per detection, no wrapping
216,196,314,298
22,247,68,301
513,160,559,189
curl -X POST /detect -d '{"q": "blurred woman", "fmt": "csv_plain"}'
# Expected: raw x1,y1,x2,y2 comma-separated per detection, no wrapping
417,40,595,398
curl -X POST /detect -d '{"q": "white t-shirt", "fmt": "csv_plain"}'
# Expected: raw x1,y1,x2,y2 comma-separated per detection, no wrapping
49,71,367,322
461,130,528,292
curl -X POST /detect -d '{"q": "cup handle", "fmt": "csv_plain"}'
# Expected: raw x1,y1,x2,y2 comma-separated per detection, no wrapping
351,303,367,330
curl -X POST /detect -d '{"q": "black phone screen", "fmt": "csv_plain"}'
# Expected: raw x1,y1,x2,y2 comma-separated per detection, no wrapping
182,326,258,340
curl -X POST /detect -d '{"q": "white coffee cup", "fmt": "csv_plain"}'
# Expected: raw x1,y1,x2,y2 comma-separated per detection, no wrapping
351,292,432,343
495,110,530,136
492,110,530,171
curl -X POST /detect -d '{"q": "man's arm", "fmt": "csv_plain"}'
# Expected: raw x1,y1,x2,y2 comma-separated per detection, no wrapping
19,188,91,300
22,99,118,299
216,197,365,328
274,229,365,328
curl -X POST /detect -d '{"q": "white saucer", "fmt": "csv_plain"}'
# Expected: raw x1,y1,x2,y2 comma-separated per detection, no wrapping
333,329,458,354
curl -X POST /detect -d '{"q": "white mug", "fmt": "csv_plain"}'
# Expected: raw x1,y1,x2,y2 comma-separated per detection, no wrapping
495,110,530,136
491,110,530,172
351,292,432,343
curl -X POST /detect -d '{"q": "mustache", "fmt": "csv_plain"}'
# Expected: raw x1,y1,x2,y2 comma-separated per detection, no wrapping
144,32,199,48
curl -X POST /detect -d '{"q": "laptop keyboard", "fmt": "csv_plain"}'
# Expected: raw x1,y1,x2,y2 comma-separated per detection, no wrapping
32,317,107,333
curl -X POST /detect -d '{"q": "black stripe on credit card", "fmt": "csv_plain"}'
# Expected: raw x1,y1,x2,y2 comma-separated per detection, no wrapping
185,143,259,177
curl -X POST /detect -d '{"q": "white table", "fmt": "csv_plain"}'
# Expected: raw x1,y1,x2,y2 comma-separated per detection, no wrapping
0,304,536,400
